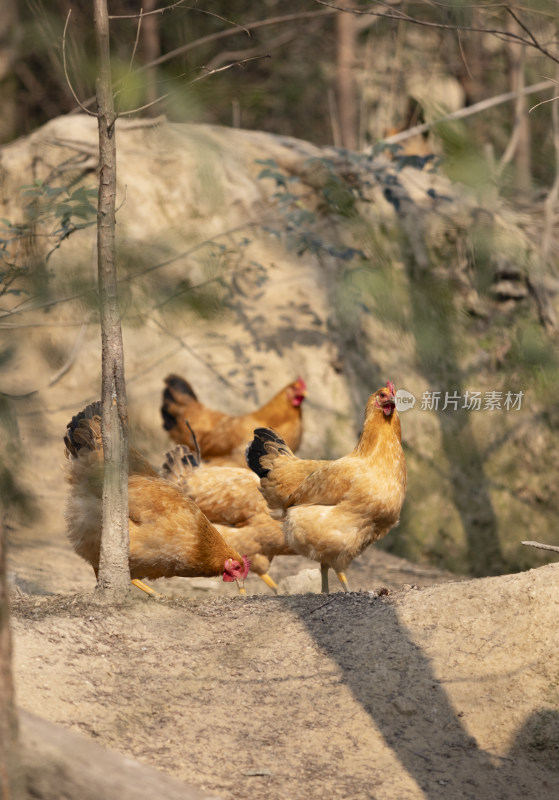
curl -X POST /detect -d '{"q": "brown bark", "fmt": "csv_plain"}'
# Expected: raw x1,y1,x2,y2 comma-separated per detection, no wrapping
0,0,18,143
94,0,131,598
0,522,24,800
336,2,358,151
141,0,161,114
506,17,531,198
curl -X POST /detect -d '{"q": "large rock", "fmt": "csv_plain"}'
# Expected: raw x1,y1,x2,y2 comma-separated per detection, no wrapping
1,115,558,576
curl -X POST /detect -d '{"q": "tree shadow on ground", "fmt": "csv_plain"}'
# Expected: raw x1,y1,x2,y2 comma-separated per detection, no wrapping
291,592,556,799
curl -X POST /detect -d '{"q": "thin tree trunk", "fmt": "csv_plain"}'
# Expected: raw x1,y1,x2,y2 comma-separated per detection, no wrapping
94,0,131,599
142,0,161,114
0,521,24,800
506,17,531,198
0,0,18,143
336,2,358,151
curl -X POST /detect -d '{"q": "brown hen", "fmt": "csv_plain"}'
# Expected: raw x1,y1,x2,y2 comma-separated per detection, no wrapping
246,382,406,593
161,443,296,593
64,402,250,596
161,375,306,466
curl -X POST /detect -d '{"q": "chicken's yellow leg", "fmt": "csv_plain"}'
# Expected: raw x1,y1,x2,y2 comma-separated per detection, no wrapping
336,572,350,592
94,567,162,598
259,573,279,594
131,578,162,597
321,565,349,593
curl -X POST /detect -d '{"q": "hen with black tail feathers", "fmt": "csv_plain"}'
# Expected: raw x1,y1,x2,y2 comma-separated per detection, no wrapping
161,374,307,466
64,402,250,596
245,382,407,593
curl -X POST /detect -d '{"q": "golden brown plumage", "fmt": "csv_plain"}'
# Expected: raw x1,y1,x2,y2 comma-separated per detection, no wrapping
64,402,250,595
246,382,407,593
161,375,307,467
161,444,296,593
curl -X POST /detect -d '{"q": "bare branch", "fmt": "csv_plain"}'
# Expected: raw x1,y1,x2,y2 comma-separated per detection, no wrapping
108,0,187,20
117,54,271,117
128,8,144,75
382,80,556,146
204,46,262,72
504,5,539,50
0,218,263,321
529,78,559,113
315,1,559,65
62,10,98,118
522,540,559,554
173,6,251,37
130,8,331,73
71,9,335,113
109,0,251,39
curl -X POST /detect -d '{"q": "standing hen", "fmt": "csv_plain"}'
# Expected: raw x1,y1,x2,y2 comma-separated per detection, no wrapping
246,382,406,593
64,402,250,595
161,375,307,466
161,443,296,593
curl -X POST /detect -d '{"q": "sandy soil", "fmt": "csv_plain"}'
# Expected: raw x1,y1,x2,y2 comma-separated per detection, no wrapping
8,513,559,800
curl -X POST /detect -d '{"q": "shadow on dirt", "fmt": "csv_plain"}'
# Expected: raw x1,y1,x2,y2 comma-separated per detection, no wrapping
290,592,553,798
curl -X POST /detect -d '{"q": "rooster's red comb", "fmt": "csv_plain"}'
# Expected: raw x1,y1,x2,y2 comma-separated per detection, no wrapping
386,381,395,396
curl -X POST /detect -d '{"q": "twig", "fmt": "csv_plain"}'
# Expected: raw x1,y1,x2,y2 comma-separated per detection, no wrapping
109,1,251,39
127,7,144,76
62,10,98,118
505,5,539,50
117,54,271,117
109,0,186,20
522,540,559,554
301,596,338,618
382,80,555,146
71,9,335,112
0,219,262,322
315,1,559,64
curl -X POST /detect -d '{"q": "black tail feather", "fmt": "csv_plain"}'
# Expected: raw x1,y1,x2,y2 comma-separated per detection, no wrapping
64,401,102,456
246,427,289,478
161,400,177,431
164,374,198,401
161,375,198,431
161,444,200,486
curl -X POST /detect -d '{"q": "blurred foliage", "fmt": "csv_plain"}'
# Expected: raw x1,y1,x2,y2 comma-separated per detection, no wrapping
0,179,97,302
3,0,556,192
0,397,36,522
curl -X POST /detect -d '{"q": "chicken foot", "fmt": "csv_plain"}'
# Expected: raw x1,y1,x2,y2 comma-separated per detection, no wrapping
259,573,279,594
320,564,350,593
93,568,162,598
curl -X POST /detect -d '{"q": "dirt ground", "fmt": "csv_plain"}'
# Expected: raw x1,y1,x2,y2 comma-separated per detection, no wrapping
7,500,559,800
